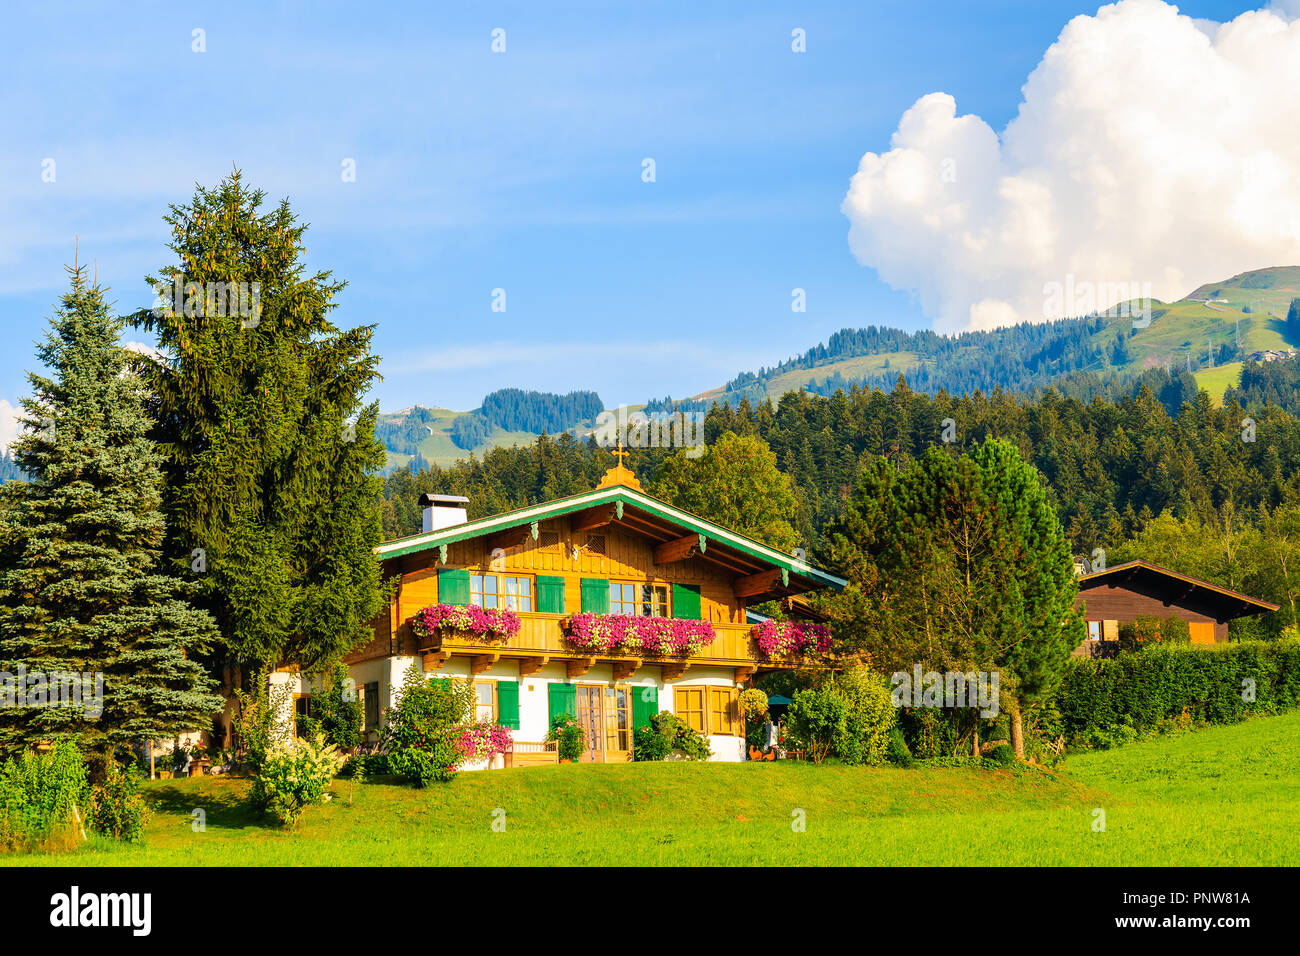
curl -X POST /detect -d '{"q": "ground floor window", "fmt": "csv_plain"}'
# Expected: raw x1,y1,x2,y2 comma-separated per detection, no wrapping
473,680,496,722
1087,620,1102,641
363,681,380,732
673,685,738,736
674,687,706,733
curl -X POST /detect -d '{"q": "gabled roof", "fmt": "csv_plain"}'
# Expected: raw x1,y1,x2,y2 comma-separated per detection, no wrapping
1078,559,1280,617
375,482,846,597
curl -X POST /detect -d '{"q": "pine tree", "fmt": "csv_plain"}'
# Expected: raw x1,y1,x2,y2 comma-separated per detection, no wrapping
0,264,222,762
127,171,386,674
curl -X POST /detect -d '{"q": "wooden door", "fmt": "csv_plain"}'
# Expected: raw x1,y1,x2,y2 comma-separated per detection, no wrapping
603,686,632,762
575,685,604,762
1189,621,1216,645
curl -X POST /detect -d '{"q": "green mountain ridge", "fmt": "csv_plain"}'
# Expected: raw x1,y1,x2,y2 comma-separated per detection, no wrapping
383,266,1300,468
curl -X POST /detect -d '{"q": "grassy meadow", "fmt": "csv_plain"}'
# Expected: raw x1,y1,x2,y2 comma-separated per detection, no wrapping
8,710,1300,866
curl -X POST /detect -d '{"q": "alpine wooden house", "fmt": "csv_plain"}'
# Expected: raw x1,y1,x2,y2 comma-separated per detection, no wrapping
287,455,846,763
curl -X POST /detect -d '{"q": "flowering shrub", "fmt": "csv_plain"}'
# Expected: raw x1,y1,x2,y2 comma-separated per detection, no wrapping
563,613,716,656
412,603,521,641
251,736,345,828
547,713,586,761
738,687,769,719
380,670,475,786
751,619,832,657
455,722,514,762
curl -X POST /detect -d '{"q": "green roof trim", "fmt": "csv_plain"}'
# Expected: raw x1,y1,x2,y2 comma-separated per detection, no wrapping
376,484,846,590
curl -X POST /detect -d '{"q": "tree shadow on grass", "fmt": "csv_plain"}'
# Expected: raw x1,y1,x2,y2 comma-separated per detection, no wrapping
144,781,274,831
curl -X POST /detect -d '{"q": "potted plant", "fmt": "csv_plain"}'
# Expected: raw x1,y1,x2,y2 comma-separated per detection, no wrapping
547,713,586,763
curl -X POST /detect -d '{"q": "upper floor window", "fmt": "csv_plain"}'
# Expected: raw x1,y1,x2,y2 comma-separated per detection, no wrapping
471,573,533,612
610,581,670,617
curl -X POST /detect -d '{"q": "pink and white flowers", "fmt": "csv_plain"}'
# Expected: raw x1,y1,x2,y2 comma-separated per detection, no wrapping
454,722,515,762
563,613,716,656
751,619,832,657
412,603,521,640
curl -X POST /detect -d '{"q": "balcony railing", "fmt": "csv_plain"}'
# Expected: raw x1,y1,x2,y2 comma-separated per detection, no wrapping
413,614,791,669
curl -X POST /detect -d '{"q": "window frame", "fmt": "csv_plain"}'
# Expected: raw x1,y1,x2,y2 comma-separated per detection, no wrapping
470,572,534,612
363,681,380,732
473,679,498,723
610,579,671,618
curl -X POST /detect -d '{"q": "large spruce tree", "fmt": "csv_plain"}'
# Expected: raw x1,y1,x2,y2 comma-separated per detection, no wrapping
829,438,1083,758
128,171,386,674
0,264,223,760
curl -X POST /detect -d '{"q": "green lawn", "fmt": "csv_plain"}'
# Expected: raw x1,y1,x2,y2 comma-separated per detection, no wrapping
10,711,1300,866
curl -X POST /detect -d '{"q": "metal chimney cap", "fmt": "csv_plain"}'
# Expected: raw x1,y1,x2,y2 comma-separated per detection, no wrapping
420,493,470,507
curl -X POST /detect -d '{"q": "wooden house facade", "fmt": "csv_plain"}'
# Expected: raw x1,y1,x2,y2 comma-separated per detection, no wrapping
281,458,845,764
1073,560,1279,656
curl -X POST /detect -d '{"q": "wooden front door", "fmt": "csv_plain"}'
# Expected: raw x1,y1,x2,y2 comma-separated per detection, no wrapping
574,684,633,762
575,685,604,762
1189,621,1216,645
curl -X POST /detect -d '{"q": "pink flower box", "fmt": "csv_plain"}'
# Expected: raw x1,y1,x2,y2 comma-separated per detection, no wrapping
412,603,521,641
562,613,716,657
750,619,832,657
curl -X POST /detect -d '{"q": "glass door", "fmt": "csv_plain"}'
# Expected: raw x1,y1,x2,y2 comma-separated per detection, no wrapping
604,686,632,761
575,685,604,762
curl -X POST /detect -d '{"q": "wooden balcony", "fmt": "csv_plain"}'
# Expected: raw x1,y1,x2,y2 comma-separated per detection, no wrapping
414,615,794,679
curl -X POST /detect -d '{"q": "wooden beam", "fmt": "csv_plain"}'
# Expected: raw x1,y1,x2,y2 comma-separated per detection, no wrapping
470,653,500,675
566,657,596,679
612,660,641,681
570,505,617,534
733,568,787,598
734,666,755,685
661,661,691,681
421,650,449,672
654,534,705,566
487,526,529,553
519,656,550,677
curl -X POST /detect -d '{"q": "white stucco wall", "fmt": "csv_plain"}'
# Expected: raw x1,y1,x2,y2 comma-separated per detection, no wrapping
345,656,748,765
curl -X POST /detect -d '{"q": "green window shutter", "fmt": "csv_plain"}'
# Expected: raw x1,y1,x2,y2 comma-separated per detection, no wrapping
548,682,576,725
536,575,566,614
497,680,520,729
672,583,702,620
632,686,659,732
580,578,610,614
437,568,471,606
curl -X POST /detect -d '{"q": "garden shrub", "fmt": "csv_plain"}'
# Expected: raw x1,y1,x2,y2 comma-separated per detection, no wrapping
632,712,711,761
232,679,294,771
547,713,587,762
738,688,768,720
987,743,1016,767
88,760,148,842
785,687,847,763
251,736,344,827
1053,638,1300,750
0,742,88,851
312,662,364,751
830,668,897,766
380,669,475,786
632,725,671,761
885,726,914,767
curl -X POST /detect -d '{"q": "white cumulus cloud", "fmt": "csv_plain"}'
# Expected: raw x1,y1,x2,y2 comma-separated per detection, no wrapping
0,399,21,456
842,0,1300,331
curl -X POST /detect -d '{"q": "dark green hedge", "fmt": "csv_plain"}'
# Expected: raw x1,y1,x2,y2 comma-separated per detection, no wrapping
1054,639,1300,741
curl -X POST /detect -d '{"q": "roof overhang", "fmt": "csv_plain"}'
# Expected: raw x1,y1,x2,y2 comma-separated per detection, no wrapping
375,484,846,596
1077,559,1280,619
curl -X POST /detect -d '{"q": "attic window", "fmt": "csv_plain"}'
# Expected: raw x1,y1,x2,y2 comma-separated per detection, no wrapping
585,533,606,555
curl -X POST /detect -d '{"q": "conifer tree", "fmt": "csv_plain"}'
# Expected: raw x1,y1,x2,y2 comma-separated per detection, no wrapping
0,264,223,761
128,171,386,674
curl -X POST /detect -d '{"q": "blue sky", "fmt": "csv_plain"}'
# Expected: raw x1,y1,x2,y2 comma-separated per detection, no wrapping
0,0,1264,421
